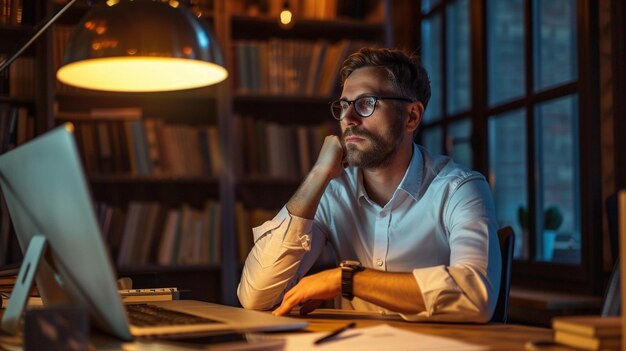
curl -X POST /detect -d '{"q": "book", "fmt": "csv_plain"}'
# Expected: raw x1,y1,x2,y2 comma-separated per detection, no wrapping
119,287,179,303
2,288,179,308
552,316,621,338
553,331,621,350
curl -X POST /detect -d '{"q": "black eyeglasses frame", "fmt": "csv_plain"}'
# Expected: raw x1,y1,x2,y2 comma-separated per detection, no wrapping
329,96,415,121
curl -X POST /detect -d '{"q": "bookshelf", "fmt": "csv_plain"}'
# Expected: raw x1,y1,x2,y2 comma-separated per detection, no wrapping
223,0,392,272
0,0,392,306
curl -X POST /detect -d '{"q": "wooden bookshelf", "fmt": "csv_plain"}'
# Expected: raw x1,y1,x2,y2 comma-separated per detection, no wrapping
0,0,392,305
224,0,392,276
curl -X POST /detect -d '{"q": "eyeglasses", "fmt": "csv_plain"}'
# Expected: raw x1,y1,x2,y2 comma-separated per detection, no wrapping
329,96,414,120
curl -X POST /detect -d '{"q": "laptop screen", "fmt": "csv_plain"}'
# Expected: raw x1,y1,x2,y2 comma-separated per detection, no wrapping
0,123,133,340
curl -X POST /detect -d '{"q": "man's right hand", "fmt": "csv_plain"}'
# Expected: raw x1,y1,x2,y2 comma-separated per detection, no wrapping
312,135,345,180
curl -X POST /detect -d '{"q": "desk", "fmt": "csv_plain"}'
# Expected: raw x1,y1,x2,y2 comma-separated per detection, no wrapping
0,313,564,351
301,312,557,351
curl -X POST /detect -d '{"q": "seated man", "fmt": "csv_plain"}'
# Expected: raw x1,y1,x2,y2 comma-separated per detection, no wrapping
237,47,501,322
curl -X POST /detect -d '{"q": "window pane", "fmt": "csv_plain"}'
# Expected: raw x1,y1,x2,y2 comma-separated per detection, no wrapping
489,110,528,260
421,0,439,13
535,95,580,264
533,0,578,91
487,0,525,106
446,118,472,168
446,0,471,114
421,14,442,123
420,127,443,156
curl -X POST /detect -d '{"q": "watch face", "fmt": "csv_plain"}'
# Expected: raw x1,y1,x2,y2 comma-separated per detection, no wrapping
340,260,361,268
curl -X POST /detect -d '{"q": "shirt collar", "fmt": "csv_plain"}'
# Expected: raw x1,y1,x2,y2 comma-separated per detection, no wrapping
399,143,423,202
355,143,424,205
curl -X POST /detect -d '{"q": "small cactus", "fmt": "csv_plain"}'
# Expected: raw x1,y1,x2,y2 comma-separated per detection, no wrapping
544,206,563,230
517,205,563,231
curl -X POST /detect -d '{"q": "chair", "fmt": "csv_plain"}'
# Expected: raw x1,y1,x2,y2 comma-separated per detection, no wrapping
491,226,515,323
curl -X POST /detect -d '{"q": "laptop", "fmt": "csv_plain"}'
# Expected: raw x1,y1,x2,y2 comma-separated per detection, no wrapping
0,123,307,341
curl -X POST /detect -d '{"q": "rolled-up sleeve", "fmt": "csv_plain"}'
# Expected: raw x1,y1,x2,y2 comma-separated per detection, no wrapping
402,177,501,323
237,206,326,310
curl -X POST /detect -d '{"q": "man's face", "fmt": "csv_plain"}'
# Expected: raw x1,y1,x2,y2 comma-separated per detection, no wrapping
340,67,406,169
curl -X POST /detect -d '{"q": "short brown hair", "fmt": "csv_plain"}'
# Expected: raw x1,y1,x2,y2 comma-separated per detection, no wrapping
339,47,431,110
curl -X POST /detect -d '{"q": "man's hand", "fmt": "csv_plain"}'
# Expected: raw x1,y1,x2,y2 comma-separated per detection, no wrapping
312,135,345,180
271,268,341,316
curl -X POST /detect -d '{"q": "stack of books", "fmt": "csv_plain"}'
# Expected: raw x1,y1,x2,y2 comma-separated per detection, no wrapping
552,315,621,350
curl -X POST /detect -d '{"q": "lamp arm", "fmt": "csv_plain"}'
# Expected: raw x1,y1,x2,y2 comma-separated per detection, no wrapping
0,0,80,73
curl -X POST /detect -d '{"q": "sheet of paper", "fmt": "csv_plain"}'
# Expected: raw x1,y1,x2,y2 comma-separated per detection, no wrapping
281,324,488,351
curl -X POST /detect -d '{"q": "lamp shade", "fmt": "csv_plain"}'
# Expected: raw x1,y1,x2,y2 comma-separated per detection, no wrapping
56,0,228,92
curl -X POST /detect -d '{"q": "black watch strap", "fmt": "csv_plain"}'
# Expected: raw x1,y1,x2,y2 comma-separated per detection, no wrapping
340,260,363,301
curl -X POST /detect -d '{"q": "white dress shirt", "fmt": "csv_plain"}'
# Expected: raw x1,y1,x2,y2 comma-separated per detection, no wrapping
238,144,501,323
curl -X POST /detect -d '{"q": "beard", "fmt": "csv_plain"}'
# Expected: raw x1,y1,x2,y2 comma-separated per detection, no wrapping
341,119,405,169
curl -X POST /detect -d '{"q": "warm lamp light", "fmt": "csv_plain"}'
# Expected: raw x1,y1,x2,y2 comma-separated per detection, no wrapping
278,1,295,30
0,0,228,92
57,0,228,92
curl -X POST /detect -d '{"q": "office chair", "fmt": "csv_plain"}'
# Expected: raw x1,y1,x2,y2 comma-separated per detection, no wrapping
491,226,515,323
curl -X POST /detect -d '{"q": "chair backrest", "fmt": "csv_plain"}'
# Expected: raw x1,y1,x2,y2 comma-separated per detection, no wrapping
491,226,515,323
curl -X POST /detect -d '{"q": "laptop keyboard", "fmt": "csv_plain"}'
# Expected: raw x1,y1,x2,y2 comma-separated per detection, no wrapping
126,304,221,327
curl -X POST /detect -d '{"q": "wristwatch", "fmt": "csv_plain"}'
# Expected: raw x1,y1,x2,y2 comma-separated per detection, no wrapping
340,260,364,300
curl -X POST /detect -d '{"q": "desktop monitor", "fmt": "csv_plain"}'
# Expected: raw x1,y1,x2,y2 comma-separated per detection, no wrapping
0,123,132,340
0,123,308,340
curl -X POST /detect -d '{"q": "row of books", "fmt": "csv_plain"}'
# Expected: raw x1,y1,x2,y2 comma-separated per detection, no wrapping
0,105,25,265
0,103,34,154
0,0,22,25
232,114,339,178
234,203,277,263
232,39,373,96
52,25,81,93
551,315,621,350
0,57,36,98
96,200,222,267
60,110,222,177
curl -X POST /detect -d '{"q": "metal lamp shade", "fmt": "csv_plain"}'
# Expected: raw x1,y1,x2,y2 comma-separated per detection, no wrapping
56,0,228,92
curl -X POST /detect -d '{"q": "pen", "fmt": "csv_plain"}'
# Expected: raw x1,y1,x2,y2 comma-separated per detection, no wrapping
313,322,357,345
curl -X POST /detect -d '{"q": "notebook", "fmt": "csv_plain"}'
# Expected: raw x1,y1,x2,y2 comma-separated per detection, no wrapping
0,123,307,341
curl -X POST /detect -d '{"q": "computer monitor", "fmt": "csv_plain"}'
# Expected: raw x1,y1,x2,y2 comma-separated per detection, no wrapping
0,123,308,340
0,123,132,340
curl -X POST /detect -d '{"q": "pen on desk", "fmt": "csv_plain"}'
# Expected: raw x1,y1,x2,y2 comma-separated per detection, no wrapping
313,322,356,345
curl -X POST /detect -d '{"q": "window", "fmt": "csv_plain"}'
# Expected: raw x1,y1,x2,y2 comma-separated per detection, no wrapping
417,0,600,291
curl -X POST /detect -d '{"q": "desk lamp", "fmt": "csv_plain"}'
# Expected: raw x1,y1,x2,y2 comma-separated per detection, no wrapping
0,0,228,92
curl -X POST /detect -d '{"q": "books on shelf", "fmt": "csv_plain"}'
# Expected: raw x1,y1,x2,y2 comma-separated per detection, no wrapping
234,113,339,178
232,38,374,96
551,315,621,351
235,203,277,263
0,104,34,154
99,200,221,267
56,112,223,177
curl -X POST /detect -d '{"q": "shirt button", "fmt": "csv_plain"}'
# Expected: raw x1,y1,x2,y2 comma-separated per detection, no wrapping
376,258,383,266
380,211,387,218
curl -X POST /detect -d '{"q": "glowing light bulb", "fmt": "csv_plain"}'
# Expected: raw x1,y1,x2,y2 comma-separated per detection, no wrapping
278,1,294,29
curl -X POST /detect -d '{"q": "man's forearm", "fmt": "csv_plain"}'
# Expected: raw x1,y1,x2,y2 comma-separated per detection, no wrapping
353,269,425,314
286,166,333,219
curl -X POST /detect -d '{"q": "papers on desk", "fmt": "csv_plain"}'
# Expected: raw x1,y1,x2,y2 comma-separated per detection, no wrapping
282,324,488,351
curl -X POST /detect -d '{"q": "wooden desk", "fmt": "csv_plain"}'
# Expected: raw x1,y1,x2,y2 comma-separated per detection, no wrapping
0,312,563,351
300,312,557,351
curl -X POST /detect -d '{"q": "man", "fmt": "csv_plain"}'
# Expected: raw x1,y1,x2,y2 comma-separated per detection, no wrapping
237,47,501,323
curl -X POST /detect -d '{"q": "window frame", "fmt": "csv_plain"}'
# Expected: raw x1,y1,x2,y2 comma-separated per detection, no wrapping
414,0,602,293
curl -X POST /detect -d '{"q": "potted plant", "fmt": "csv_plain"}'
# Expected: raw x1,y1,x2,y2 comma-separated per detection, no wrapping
517,205,563,259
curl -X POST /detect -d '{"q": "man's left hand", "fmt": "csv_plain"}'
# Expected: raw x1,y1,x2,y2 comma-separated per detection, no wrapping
272,268,341,316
